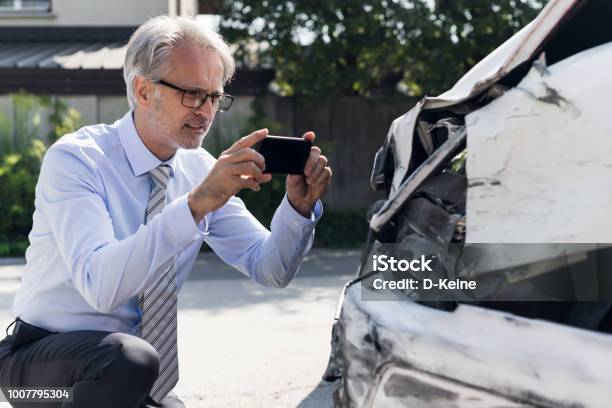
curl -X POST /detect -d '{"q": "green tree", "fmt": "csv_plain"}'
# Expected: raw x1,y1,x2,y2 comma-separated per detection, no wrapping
219,0,546,97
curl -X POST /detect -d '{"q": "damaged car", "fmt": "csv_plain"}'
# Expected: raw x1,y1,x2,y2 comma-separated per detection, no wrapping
323,0,612,406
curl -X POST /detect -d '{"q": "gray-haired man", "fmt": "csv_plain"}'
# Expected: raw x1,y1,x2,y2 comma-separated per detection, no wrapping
0,15,331,408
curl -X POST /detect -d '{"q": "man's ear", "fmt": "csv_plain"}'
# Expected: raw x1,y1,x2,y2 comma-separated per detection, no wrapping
134,76,154,108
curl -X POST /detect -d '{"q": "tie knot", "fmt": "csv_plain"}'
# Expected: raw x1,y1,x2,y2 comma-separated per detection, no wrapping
149,164,171,189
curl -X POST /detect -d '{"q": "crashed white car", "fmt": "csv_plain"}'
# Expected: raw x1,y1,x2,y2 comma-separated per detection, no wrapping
324,0,612,407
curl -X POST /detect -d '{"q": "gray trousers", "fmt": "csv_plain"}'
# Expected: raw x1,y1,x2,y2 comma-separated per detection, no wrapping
0,319,184,408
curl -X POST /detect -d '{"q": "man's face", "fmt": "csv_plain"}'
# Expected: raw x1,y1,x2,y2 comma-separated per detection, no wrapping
150,41,225,151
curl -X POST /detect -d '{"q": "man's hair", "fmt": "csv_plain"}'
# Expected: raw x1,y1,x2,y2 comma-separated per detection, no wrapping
123,15,235,110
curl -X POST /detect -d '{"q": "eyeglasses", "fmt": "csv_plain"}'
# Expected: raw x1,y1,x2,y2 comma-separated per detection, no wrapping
155,79,234,112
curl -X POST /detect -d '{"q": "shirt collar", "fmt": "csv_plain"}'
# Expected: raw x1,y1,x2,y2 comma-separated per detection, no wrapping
116,111,178,177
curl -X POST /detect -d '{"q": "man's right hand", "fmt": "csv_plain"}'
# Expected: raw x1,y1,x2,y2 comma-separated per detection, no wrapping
188,129,272,223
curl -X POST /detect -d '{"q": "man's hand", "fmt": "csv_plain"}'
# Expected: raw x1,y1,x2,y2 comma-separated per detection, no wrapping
188,129,272,223
287,131,332,218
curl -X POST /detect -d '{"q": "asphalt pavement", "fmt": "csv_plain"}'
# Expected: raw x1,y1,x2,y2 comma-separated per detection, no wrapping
0,249,360,407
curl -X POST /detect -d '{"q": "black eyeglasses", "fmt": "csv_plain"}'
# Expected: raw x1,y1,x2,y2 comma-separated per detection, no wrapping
155,79,234,112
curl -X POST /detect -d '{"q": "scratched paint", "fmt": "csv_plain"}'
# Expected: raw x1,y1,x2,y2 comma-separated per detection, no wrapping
466,42,612,243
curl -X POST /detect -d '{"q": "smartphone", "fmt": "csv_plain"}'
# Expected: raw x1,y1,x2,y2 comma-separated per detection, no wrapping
256,135,312,174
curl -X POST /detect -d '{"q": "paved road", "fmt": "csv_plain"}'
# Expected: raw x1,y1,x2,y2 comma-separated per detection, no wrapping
0,249,360,407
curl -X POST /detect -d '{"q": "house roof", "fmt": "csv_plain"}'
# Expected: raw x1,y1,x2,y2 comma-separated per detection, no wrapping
0,42,126,70
0,26,274,95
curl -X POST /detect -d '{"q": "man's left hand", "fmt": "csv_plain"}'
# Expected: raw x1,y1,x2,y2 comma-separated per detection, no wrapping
286,131,332,218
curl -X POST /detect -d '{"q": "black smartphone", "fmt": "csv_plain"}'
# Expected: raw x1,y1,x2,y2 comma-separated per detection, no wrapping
256,135,312,174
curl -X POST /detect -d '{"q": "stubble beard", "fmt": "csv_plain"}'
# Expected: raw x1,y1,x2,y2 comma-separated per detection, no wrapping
151,93,210,151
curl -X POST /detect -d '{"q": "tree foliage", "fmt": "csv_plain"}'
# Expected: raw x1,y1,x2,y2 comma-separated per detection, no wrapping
219,0,546,97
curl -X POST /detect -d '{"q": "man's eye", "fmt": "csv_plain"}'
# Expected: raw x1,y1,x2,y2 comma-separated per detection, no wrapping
184,90,199,97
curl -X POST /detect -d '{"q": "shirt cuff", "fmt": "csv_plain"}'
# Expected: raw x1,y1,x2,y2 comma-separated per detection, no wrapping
278,194,323,229
163,193,206,247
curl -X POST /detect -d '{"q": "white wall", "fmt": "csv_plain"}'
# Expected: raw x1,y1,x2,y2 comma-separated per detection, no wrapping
0,0,170,26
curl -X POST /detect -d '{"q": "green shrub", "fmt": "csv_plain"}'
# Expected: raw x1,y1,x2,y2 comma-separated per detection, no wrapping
45,96,82,142
0,93,81,257
0,139,46,256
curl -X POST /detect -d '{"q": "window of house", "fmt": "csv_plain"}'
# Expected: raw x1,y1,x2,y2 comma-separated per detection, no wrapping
0,0,50,12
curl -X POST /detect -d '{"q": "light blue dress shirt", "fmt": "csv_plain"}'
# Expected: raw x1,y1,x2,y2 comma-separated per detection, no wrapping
13,111,322,334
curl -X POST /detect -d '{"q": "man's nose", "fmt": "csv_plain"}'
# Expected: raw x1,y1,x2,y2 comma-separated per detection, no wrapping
194,96,215,118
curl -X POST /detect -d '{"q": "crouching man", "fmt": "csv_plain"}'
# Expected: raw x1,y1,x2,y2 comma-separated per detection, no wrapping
0,15,331,408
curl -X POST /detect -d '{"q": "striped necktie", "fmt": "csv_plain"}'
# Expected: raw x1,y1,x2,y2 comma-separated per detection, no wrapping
139,164,179,403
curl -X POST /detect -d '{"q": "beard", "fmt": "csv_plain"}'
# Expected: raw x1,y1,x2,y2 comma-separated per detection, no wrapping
173,127,208,150
151,93,211,151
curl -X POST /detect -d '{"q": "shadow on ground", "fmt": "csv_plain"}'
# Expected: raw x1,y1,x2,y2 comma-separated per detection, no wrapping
296,379,339,408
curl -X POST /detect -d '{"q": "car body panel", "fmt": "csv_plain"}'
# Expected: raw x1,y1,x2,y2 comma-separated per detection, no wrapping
336,284,612,407
366,366,528,408
466,42,612,243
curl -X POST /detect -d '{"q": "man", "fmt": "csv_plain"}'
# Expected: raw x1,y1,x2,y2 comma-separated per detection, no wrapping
0,15,331,408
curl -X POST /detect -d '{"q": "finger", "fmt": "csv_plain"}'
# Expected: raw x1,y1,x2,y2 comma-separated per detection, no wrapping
228,147,265,170
302,131,315,143
232,162,262,178
307,156,327,184
226,128,269,154
254,173,272,184
304,146,321,177
313,166,332,187
239,176,261,192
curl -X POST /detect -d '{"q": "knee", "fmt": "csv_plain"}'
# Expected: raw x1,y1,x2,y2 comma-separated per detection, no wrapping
103,333,159,386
